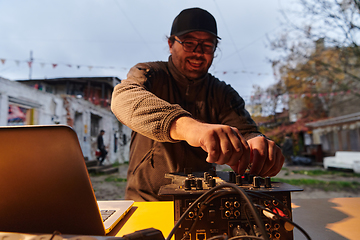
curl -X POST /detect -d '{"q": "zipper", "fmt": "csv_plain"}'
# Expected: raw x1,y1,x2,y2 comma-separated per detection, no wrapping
185,80,194,96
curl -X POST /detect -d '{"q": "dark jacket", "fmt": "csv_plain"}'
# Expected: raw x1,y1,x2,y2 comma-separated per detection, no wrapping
111,56,260,201
97,135,105,150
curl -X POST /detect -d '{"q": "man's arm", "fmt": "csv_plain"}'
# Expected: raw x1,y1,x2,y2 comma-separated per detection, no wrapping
170,116,251,174
111,64,191,142
170,116,284,176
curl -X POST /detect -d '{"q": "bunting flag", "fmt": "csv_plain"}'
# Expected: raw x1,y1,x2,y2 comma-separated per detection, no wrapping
0,57,270,76
0,57,119,72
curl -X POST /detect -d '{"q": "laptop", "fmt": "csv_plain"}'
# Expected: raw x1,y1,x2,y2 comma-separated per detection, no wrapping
0,125,134,236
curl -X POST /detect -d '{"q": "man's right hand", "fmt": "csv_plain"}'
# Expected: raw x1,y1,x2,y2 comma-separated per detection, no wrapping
170,116,250,174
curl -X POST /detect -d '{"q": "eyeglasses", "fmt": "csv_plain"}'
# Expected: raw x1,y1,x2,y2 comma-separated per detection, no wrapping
175,37,216,54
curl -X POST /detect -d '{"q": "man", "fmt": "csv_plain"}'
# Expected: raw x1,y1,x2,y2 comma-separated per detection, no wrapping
282,134,294,166
111,8,284,201
97,130,108,165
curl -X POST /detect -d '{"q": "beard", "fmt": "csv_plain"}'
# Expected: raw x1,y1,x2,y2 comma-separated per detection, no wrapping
182,55,212,80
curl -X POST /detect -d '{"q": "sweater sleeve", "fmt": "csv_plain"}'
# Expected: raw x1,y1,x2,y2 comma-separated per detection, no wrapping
111,63,192,142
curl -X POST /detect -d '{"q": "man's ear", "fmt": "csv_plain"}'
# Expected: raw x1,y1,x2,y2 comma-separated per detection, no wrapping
168,39,173,54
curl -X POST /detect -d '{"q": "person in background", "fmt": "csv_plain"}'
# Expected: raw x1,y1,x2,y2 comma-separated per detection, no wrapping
111,7,285,201
282,134,294,166
97,130,108,166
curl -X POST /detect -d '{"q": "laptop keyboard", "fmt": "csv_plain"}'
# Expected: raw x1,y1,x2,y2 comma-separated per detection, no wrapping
100,210,116,222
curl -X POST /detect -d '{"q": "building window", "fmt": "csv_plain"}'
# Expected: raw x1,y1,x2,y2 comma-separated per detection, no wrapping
8,104,37,125
340,129,349,151
90,114,101,137
350,129,360,151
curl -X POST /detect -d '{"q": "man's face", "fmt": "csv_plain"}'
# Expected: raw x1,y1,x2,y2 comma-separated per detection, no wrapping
168,31,216,80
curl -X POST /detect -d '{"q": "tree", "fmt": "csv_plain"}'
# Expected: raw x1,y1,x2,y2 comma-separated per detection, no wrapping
250,79,286,118
267,0,360,119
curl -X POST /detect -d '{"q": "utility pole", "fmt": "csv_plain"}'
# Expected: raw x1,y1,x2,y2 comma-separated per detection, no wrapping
29,50,33,79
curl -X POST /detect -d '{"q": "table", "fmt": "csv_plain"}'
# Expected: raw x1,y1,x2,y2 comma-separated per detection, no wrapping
109,201,174,238
110,198,360,240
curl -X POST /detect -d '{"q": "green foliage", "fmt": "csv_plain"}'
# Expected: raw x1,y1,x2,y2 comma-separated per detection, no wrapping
112,162,121,167
292,169,360,177
112,162,129,167
273,178,360,191
105,176,127,182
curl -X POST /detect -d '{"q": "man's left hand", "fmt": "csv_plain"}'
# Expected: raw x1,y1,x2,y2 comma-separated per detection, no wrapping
246,135,284,176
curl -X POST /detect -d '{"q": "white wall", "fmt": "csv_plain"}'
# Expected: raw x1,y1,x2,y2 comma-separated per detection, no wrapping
0,77,131,164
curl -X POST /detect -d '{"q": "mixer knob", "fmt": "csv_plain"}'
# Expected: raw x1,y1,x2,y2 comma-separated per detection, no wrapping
228,171,235,183
196,179,203,190
243,173,250,183
253,176,261,188
204,172,209,183
209,176,216,187
264,177,272,188
236,175,242,186
184,178,191,190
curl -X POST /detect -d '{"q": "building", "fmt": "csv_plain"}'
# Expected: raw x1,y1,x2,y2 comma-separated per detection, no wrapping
306,112,360,155
0,76,131,164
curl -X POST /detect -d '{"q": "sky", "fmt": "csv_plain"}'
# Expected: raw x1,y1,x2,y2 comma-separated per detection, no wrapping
0,0,296,103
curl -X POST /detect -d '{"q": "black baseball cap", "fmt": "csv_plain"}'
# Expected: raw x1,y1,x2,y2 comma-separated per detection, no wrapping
170,8,221,39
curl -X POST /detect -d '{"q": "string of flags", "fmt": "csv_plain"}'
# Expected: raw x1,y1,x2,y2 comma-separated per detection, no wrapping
212,70,270,76
0,57,270,76
0,58,127,71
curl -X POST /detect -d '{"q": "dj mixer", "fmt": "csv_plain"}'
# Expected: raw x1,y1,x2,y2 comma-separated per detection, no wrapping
159,170,303,240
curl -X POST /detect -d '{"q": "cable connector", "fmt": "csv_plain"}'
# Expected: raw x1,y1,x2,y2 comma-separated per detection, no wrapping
263,208,277,220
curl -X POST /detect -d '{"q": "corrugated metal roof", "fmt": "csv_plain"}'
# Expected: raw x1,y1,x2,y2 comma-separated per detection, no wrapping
306,112,360,127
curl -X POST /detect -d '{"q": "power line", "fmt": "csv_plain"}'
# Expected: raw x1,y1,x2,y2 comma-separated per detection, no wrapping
212,0,256,88
112,0,156,57
212,0,248,72
222,25,281,61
